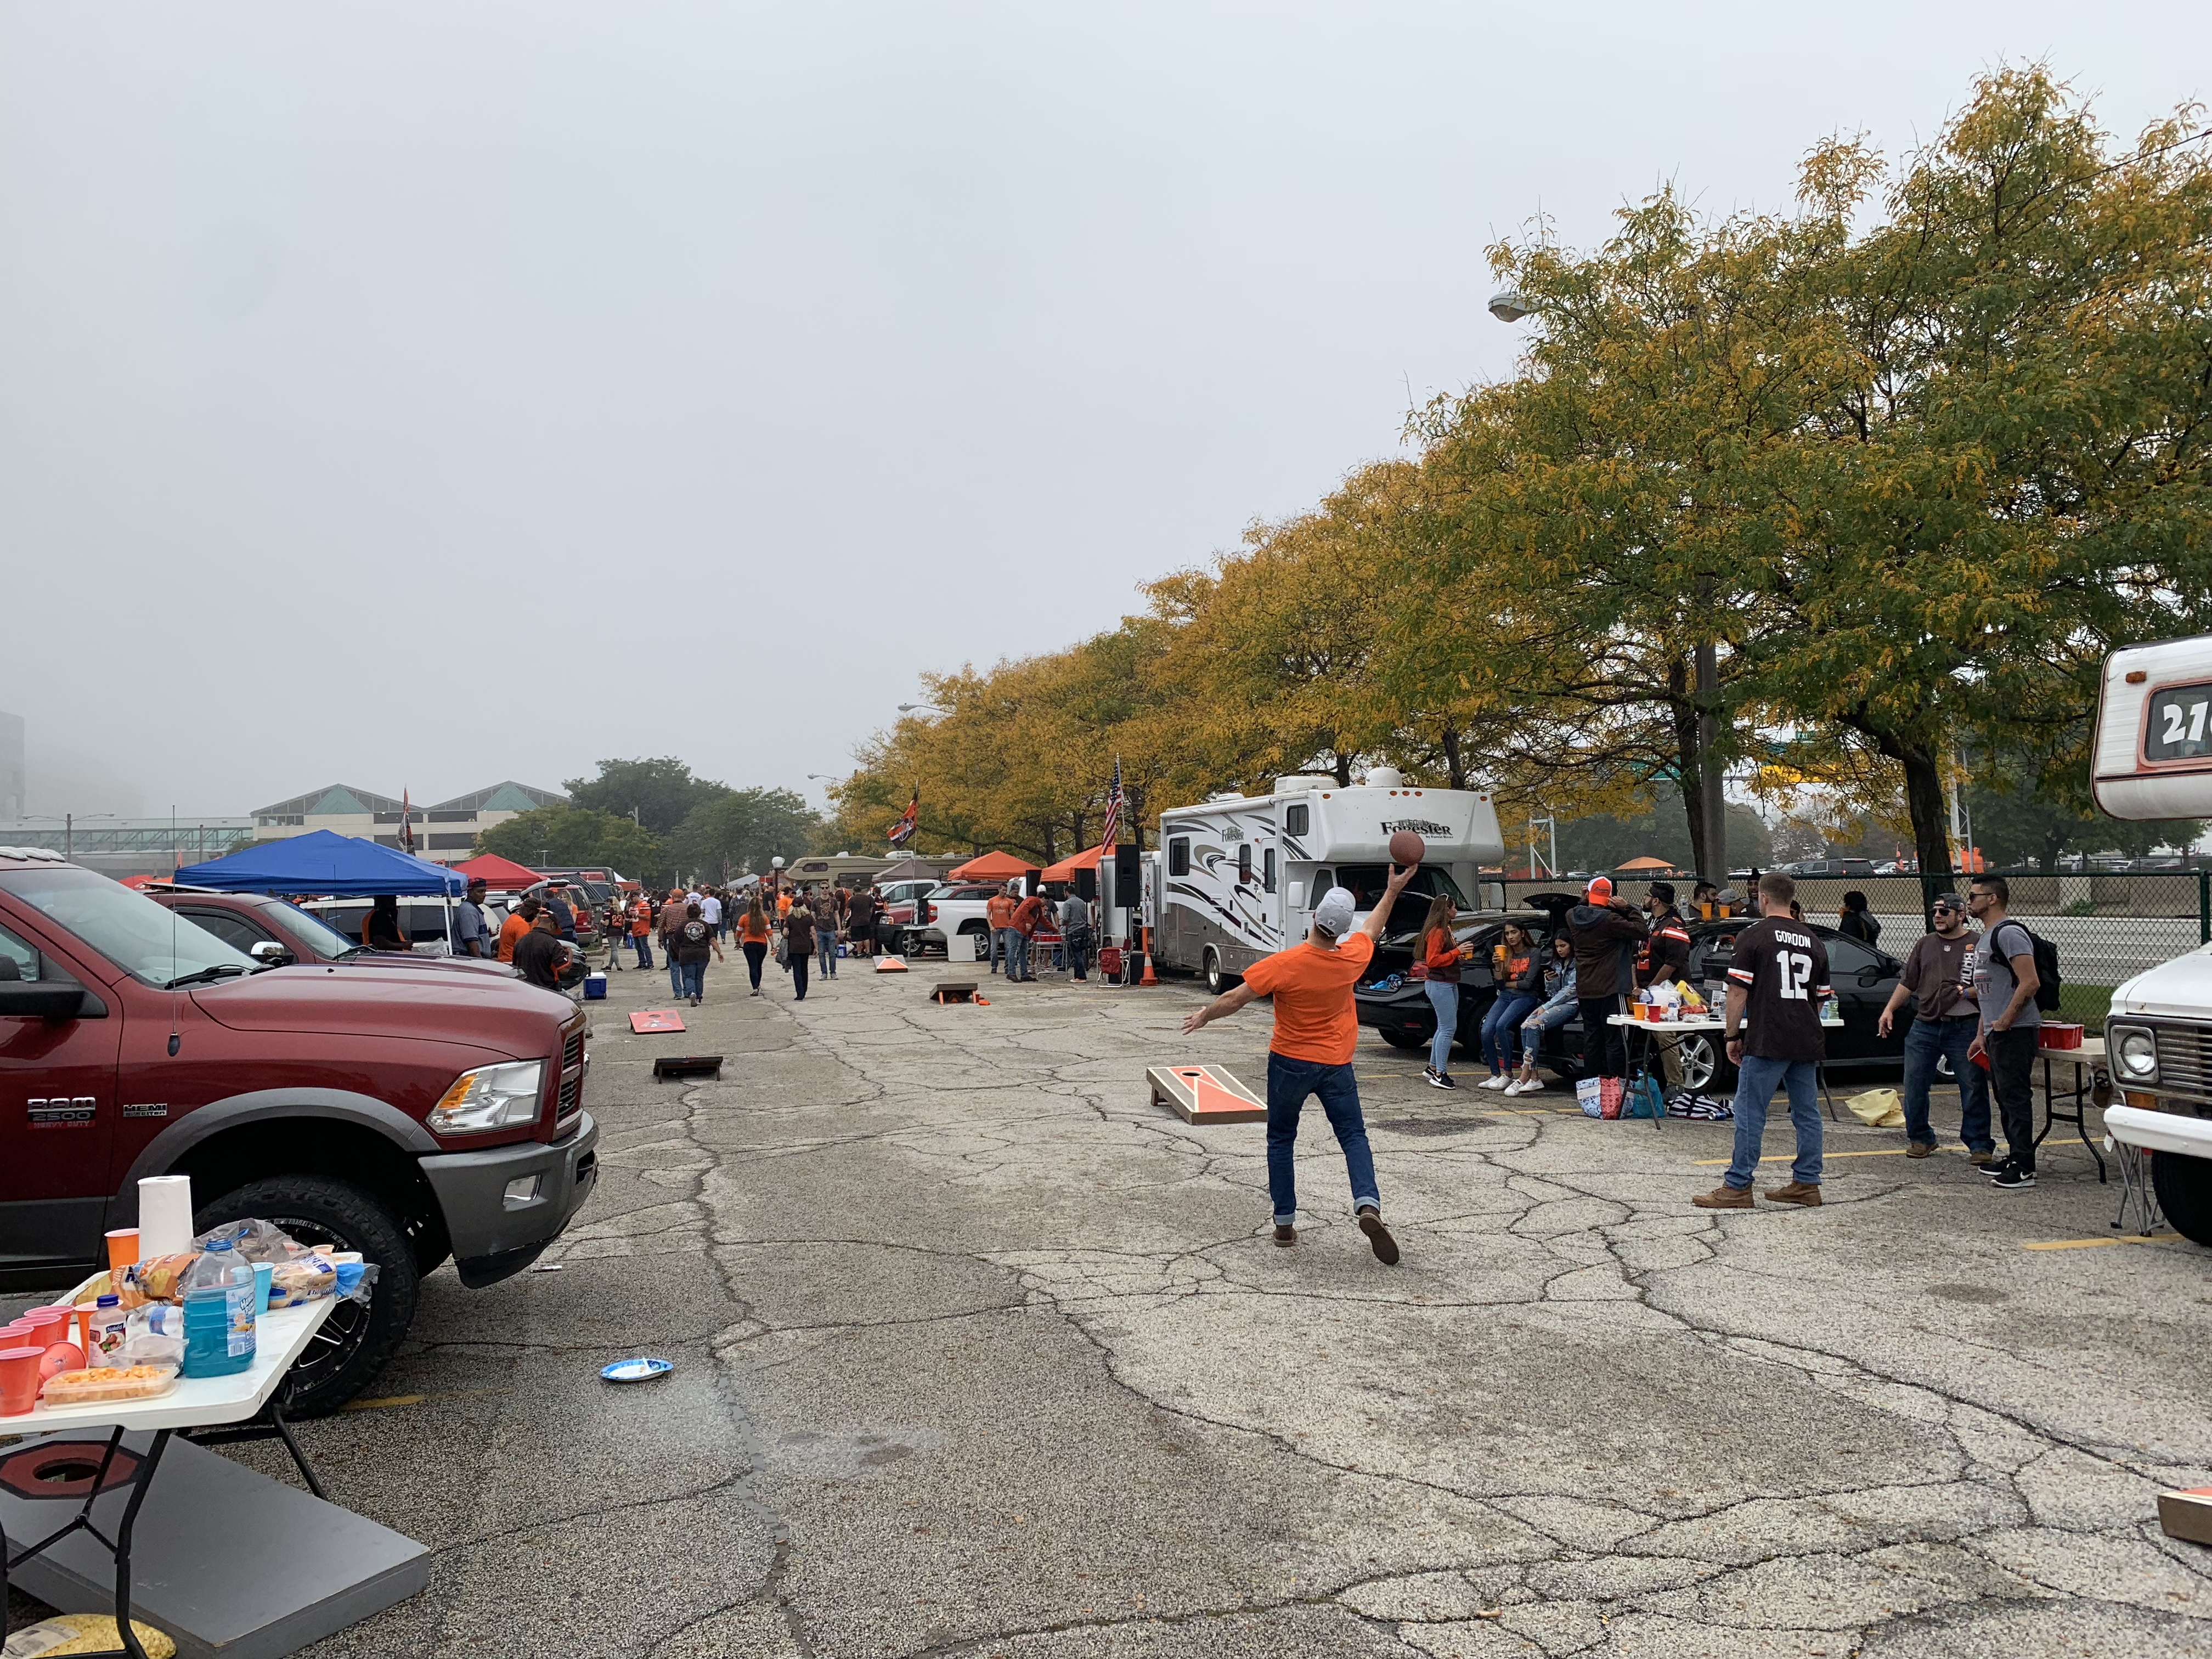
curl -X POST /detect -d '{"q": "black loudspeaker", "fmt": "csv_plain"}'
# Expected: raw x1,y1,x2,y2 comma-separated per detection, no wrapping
1075,868,1097,901
1113,843,1142,887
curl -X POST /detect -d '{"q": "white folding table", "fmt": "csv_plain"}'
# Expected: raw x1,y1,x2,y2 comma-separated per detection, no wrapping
2,1298,336,1659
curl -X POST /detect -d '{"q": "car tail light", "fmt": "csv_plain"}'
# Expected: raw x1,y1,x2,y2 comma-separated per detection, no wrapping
924,902,935,923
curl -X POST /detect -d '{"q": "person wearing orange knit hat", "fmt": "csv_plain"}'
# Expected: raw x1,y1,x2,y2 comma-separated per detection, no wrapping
1566,874,1647,1085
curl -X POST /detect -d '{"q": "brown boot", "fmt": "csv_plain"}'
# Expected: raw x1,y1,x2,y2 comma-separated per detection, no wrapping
1692,1184,1753,1209
1905,1142,1936,1159
1764,1181,1822,1206
1357,1207,1400,1266
1273,1223,1297,1248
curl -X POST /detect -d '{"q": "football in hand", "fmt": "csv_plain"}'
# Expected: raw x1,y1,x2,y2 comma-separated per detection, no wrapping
1387,829,1425,866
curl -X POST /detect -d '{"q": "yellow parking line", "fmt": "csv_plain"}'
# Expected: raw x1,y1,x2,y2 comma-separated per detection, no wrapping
2022,1233,2180,1251
340,1393,427,1412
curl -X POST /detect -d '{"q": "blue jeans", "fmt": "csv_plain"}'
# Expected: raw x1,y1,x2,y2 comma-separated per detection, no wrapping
668,952,685,998
632,935,653,968
1726,1053,1823,1188
1483,992,1539,1073
991,928,1020,974
1008,932,1032,980
679,958,705,1000
1065,934,1092,980
1902,1015,1992,1152
1424,980,1459,1074
1265,1053,1381,1224
820,935,838,977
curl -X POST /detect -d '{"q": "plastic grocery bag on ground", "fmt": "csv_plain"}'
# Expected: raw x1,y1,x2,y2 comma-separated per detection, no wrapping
1624,1075,1666,1119
1846,1087,1905,1127
1576,1077,1604,1118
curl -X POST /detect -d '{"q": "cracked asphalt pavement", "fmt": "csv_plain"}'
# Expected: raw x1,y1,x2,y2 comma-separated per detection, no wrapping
48,951,2212,1656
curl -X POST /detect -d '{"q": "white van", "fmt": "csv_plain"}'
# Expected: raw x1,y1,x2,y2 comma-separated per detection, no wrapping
1147,768,1506,993
2090,636,2212,1244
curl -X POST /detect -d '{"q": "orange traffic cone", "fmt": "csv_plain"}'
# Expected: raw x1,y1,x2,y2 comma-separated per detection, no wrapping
1139,929,1158,986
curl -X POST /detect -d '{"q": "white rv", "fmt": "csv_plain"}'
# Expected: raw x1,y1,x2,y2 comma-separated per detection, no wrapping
2091,636,2212,1246
1147,768,1506,992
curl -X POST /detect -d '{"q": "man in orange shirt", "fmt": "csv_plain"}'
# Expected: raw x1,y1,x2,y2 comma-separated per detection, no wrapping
628,895,653,971
1182,862,1415,1262
985,884,1020,977
495,896,540,965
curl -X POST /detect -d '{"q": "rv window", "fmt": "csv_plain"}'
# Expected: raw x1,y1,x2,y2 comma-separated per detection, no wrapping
1169,838,1189,877
2146,682,2212,762
1285,804,1308,837
1237,844,1251,883
1263,848,1277,893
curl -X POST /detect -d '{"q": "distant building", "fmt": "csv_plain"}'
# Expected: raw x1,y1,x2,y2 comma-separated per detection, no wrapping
251,781,568,864
0,712,22,820
0,815,254,882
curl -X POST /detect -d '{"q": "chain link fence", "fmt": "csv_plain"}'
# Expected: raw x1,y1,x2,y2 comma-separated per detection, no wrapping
1494,871,2210,1026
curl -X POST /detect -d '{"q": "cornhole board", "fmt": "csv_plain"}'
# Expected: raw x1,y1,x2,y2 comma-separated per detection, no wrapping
0,1430,429,1659
932,981,980,1005
630,1009,686,1033
2161,1487,2212,1546
874,955,910,973
1148,1064,1267,1124
653,1054,723,1081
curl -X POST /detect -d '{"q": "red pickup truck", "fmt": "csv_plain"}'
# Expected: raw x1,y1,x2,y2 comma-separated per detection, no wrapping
0,847,599,1412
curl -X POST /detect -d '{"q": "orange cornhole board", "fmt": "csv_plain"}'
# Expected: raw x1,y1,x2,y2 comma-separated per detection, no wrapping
1147,1064,1266,1124
630,1009,686,1034
874,956,910,973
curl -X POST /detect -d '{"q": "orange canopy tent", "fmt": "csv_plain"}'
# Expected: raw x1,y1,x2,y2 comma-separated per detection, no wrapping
1614,855,1680,873
1039,843,1108,883
945,850,1032,882
451,852,544,890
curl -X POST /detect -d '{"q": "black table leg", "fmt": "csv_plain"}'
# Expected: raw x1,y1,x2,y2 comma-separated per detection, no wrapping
108,1429,170,1659
267,1403,327,1502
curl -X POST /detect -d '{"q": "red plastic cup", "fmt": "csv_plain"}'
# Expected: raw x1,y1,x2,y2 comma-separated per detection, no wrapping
22,1308,66,1339
0,1346,41,1416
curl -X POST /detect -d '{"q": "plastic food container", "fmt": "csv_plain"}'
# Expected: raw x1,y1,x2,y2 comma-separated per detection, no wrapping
38,1365,179,1407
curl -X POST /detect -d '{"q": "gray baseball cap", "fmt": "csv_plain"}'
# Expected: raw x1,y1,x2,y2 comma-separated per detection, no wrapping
1312,886,1357,936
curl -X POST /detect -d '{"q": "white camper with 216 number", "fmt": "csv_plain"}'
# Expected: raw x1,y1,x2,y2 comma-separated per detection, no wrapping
2091,635,2212,1246
1147,768,1506,994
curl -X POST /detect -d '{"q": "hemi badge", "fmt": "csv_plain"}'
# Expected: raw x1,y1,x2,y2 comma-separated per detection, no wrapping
27,1097,97,1127
123,1102,171,1119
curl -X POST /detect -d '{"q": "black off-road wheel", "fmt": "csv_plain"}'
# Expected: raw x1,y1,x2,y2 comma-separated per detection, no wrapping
1380,1026,1429,1051
2152,1150,2212,1249
196,1176,421,1417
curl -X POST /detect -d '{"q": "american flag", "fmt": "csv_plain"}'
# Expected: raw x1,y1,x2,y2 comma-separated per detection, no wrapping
1099,757,1122,855
887,789,919,847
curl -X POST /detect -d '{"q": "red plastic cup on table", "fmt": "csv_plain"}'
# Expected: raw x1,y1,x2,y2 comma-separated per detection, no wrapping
0,1346,42,1415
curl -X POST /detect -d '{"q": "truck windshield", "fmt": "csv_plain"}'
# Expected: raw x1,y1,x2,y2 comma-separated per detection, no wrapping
2,866,263,988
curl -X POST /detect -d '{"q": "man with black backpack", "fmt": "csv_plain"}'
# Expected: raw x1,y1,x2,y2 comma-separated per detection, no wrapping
1966,876,2044,1191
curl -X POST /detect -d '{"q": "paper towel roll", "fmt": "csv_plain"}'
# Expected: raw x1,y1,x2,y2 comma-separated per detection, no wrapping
138,1175,196,1257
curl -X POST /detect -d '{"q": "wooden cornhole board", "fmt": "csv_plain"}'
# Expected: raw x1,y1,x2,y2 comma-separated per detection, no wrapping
932,981,980,1005
874,955,910,973
630,1009,686,1033
1148,1064,1266,1124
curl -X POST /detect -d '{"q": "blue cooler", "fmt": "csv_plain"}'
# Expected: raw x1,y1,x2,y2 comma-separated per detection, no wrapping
584,972,607,1000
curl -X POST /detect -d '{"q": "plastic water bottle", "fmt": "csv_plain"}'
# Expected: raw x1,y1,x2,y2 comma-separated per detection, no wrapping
182,1240,257,1378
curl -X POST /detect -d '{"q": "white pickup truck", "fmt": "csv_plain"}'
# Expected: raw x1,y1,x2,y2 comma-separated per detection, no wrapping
911,882,1008,958
2090,637,2212,1246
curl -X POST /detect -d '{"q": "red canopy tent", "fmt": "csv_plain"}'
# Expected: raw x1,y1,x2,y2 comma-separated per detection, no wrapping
450,853,544,890
1039,843,1107,883
945,850,1032,882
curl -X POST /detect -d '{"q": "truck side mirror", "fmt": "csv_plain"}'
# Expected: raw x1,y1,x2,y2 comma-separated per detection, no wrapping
0,980,92,1019
249,941,295,966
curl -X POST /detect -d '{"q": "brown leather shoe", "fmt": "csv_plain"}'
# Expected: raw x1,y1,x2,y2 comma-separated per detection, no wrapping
1969,1151,1996,1167
1906,1142,1936,1159
1764,1181,1822,1206
1357,1207,1400,1265
1273,1224,1296,1248
1692,1184,1753,1209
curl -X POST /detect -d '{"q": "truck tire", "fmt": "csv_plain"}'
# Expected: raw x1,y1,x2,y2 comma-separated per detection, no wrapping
196,1175,421,1417
2152,1150,2212,1249
1380,1026,1429,1051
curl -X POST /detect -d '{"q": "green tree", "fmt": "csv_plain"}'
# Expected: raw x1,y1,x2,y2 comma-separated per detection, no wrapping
1556,800,1774,875
675,788,822,879
1968,755,2203,870
563,757,731,837
477,806,669,886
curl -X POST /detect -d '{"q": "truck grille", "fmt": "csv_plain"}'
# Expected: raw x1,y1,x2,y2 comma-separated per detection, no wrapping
562,1029,585,1071
558,1073,582,1113
2152,1024,2212,1099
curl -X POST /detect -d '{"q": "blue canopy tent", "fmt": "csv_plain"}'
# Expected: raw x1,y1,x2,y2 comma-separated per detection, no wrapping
175,830,466,897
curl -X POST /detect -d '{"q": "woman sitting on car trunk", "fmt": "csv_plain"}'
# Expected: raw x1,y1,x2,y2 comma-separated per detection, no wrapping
1478,921,1545,1091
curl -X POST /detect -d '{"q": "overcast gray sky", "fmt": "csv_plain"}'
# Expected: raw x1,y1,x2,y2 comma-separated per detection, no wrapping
4,3,2206,821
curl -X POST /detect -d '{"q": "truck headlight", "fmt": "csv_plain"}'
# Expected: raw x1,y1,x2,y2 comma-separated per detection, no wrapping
430,1060,546,1135
2109,1025,2157,1083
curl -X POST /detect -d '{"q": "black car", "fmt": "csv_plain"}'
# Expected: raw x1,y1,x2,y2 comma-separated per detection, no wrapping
1356,909,1914,1091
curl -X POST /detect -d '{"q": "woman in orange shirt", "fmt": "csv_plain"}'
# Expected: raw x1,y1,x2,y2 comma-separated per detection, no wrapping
1479,921,1544,1090
737,894,772,996
1416,894,1464,1089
